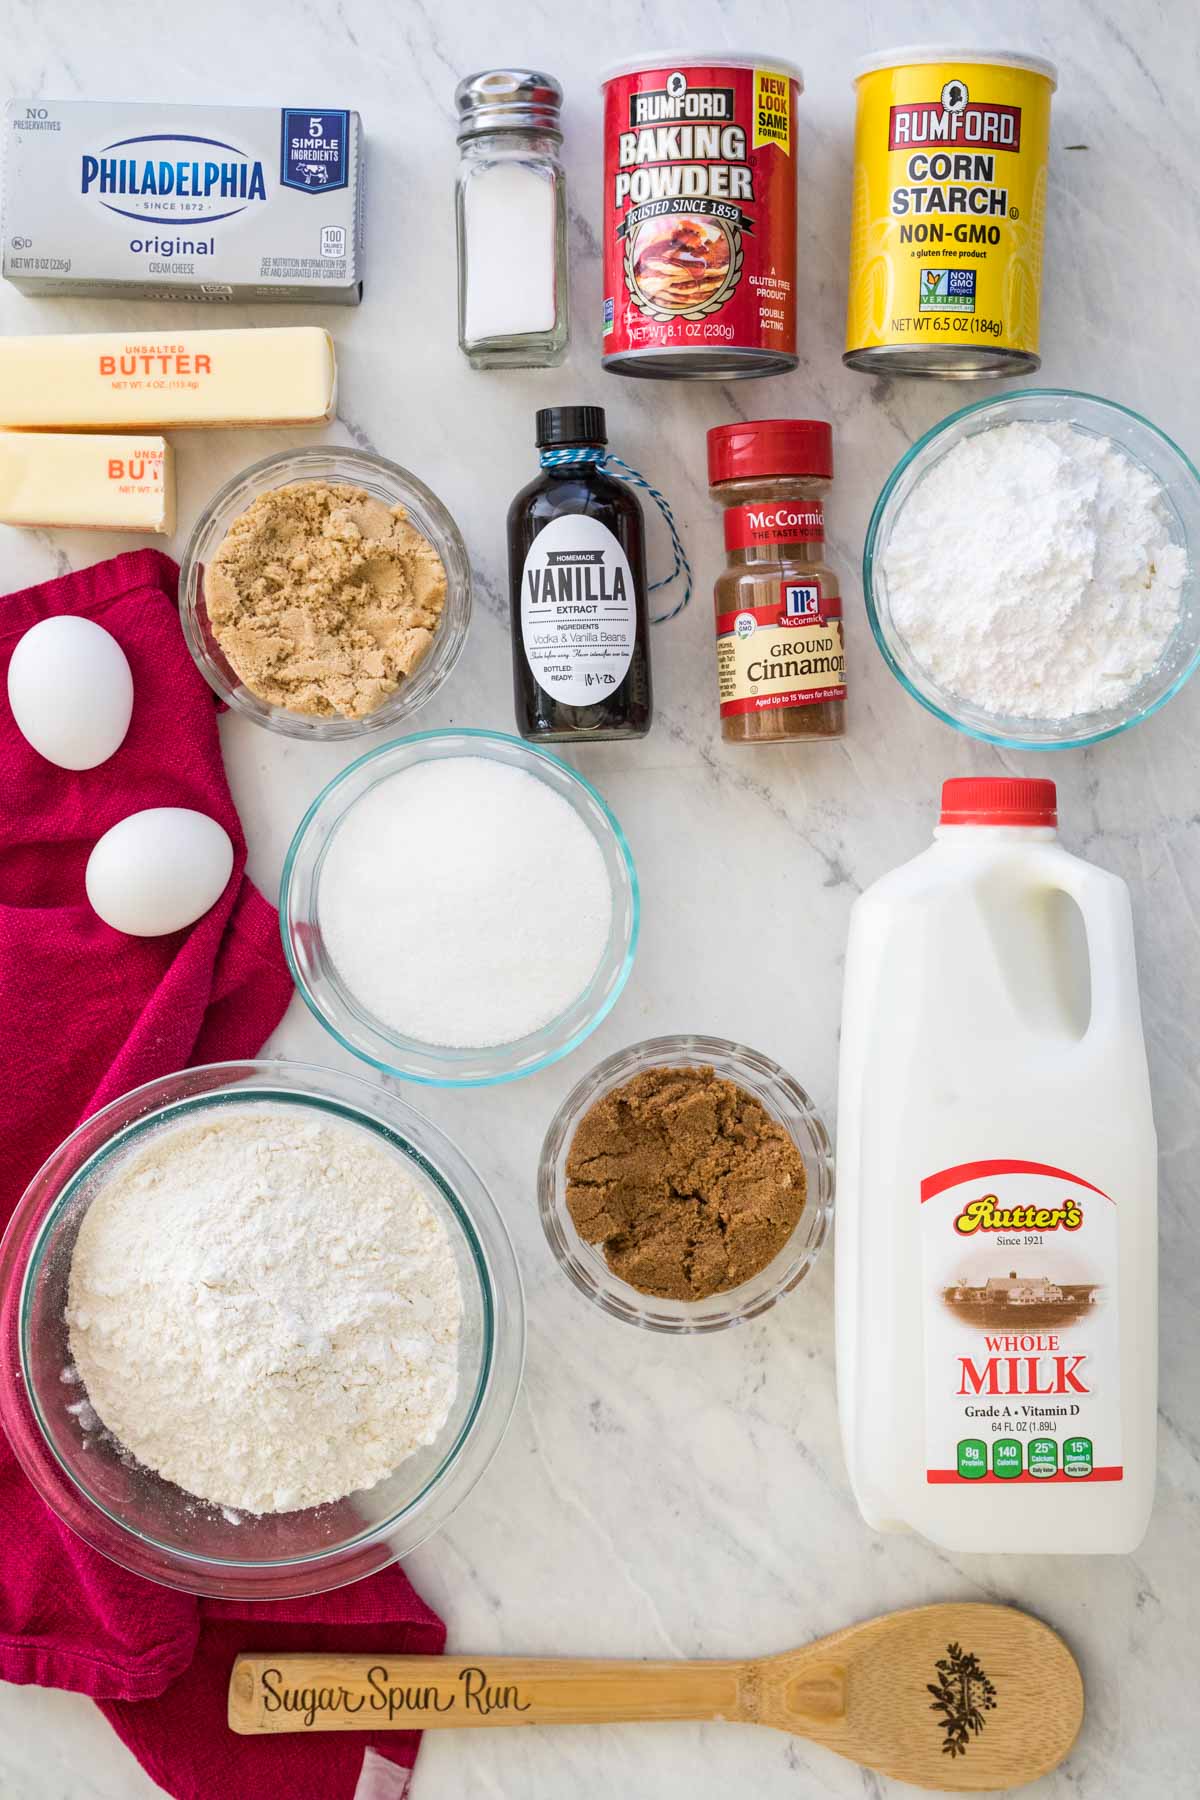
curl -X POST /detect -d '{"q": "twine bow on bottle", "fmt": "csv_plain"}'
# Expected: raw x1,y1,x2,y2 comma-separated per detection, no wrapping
537,447,692,624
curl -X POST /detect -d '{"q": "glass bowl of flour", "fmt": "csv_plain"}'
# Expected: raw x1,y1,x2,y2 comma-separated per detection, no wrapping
864,390,1200,748
281,729,640,1086
0,1061,524,1598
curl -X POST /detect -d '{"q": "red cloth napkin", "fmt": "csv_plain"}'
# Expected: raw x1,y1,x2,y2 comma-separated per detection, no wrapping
0,551,445,1798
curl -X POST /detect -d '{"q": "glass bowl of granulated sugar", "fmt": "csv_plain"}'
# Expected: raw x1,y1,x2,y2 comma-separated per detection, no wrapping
0,1060,524,1599
864,390,1200,749
281,728,640,1086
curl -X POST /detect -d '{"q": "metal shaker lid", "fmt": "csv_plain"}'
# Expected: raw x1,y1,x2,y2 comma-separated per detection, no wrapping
455,69,563,139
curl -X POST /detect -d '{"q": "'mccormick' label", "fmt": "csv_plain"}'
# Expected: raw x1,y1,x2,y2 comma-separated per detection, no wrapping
716,581,845,718
846,56,1054,361
723,499,824,550
601,61,799,369
921,1160,1122,1486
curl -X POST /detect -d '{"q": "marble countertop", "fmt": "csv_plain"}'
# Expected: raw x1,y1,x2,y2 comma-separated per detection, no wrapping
2,1,1198,1795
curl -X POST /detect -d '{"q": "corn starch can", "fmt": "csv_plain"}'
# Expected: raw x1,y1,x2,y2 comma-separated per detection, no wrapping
845,48,1056,377
600,54,802,379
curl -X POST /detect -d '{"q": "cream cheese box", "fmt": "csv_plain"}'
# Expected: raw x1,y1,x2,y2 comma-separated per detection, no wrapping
2,100,363,303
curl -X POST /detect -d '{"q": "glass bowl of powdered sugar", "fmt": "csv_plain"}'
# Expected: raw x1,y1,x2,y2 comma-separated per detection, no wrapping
281,728,639,1085
0,1060,524,1599
864,389,1200,749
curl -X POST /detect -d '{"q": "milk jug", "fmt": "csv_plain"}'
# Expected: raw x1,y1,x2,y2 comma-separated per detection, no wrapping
836,778,1156,1553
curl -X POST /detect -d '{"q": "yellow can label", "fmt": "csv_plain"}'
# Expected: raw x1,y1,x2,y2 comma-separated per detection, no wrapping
753,69,792,153
846,58,1053,359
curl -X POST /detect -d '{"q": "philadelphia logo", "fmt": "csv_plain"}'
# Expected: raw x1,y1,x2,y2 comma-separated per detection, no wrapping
80,133,267,225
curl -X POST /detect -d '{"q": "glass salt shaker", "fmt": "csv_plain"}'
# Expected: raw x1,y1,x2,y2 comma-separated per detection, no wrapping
454,70,569,369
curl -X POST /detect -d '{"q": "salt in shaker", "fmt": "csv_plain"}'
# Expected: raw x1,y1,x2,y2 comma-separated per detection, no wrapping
454,69,569,369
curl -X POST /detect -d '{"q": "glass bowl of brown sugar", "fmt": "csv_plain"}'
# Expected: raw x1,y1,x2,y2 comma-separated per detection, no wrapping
180,445,472,741
537,1034,833,1333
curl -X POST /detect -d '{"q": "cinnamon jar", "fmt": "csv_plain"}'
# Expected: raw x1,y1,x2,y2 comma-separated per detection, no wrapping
706,420,845,744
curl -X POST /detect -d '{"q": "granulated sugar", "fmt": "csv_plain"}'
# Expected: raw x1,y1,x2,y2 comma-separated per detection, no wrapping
882,419,1187,719
319,757,613,1047
66,1105,461,1515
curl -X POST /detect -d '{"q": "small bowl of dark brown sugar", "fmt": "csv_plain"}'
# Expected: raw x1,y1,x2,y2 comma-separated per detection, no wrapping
537,1035,833,1332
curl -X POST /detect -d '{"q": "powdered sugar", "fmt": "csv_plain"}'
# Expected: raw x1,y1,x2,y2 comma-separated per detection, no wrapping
66,1104,461,1515
882,420,1188,719
319,757,613,1048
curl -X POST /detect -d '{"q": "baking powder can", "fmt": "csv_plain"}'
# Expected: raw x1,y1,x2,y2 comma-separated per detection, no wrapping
600,54,802,379
844,47,1057,377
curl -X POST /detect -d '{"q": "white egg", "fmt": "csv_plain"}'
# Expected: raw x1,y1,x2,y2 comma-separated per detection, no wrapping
7,615,134,770
86,808,234,937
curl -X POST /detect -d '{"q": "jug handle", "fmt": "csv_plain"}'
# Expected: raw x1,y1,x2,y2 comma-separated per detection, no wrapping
1017,846,1140,1045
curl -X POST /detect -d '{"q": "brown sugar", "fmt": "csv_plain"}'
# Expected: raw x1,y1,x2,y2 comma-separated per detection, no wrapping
205,480,447,720
565,1065,808,1301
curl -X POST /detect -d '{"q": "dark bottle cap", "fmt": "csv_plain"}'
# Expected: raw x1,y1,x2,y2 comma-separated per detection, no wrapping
536,405,607,448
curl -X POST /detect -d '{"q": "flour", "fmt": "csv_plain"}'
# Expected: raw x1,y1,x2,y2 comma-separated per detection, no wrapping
319,757,613,1048
65,1105,462,1515
882,420,1188,719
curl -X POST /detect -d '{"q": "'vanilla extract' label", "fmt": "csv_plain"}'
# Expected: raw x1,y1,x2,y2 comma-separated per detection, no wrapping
521,514,637,707
921,1159,1122,1486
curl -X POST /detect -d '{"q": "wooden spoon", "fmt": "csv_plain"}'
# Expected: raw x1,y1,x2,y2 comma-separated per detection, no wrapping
228,1601,1083,1791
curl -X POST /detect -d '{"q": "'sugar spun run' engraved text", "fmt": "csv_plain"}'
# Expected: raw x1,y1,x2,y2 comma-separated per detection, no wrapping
259,1664,532,1727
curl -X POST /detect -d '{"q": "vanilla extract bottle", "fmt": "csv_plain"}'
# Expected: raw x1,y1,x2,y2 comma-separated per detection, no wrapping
507,405,653,741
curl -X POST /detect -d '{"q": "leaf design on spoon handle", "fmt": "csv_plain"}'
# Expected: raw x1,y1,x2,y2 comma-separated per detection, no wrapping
927,1642,999,1757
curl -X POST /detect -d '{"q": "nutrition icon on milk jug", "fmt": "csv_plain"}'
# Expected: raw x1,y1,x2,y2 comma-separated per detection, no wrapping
836,778,1157,1555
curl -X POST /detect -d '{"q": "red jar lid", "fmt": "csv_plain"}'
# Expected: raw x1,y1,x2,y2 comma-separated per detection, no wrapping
940,778,1058,827
707,419,833,485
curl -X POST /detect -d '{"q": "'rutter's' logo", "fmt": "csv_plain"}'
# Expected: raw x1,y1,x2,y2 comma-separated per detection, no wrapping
954,1193,1083,1234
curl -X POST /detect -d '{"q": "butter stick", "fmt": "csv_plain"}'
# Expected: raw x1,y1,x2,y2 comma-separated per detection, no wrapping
0,432,175,532
0,327,336,430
